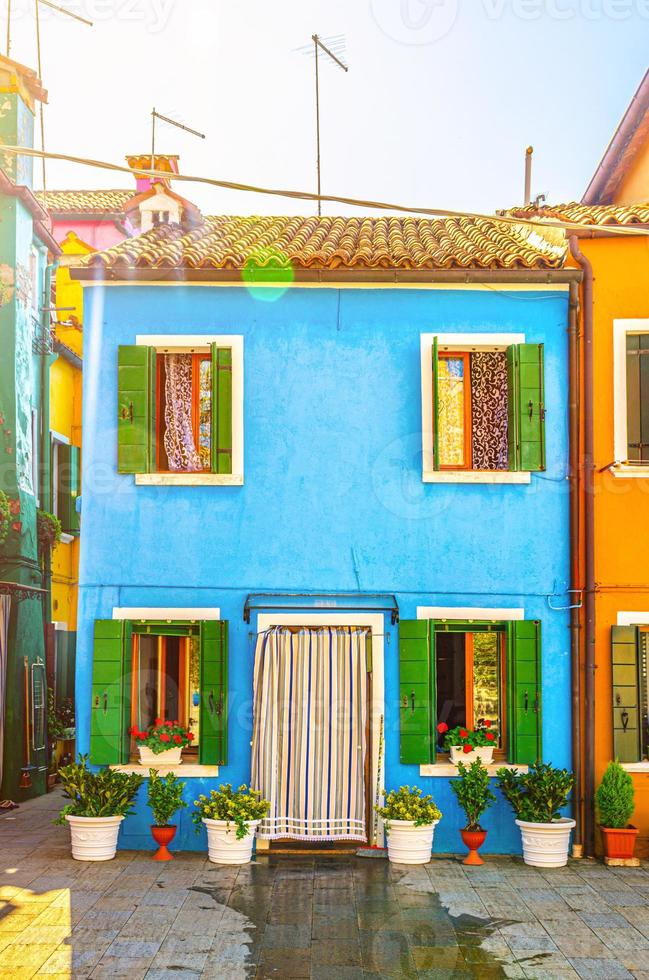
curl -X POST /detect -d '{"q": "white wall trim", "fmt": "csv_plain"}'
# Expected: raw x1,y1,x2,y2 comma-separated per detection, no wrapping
81,281,571,293
617,611,649,626
423,471,531,485
420,331,526,478
50,430,71,445
135,473,244,487
420,762,528,777
613,319,649,468
135,333,244,483
417,606,524,621
256,612,385,841
112,607,221,621
112,764,219,778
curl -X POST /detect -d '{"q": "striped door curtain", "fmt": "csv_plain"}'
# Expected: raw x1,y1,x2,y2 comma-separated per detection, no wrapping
251,626,369,841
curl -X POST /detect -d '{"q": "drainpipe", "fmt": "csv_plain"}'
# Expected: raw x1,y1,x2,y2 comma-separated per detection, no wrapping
40,259,58,628
568,278,583,854
569,236,595,857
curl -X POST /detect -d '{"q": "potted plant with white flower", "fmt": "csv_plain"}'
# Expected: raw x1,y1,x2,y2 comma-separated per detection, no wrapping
497,762,575,868
56,756,144,861
130,719,194,765
193,784,270,865
375,786,442,865
438,720,498,765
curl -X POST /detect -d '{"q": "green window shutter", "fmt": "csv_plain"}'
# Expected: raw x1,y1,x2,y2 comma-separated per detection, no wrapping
612,626,641,763
210,344,233,475
507,620,542,765
117,346,156,474
432,336,440,472
56,443,80,534
199,620,228,765
507,344,546,472
90,619,133,765
399,619,435,765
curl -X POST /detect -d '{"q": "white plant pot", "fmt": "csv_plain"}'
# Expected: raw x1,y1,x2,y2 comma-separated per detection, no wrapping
386,819,438,865
65,814,124,862
137,745,182,766
449,745,494,766
516,818,576,868
203,818,260,865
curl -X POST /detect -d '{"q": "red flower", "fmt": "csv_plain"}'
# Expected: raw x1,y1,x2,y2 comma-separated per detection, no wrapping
459,729,468,739
463,744,473,754
165,720,174,727
486,732,496,742
437,722,448,734
172,734,183,744
159,732,171,743
8,499,20,516
483,719,492,728
11,521,22,533
187,732,195,741
154,718,163,726
128,726,136,736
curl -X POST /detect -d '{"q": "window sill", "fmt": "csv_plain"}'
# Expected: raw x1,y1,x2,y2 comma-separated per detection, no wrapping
419,762,528,777
621,762,649,773
422,471,531,485
111,764,219,777
610,465,649,479
60,532,75,545
135,473,244,486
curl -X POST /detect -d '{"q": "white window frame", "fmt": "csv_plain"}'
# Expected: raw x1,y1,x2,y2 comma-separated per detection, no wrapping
612,319,649,478
416,604,528,777
50,430,75,544
420,332,530,484
615,611,649,771
134,334,244,486
109,605,222,776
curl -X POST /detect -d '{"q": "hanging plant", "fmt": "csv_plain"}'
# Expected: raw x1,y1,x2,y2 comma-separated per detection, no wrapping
37,510,62,556
0,491,9,549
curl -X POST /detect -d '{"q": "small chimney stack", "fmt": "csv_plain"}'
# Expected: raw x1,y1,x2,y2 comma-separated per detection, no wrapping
125,154,180,194
524,146,533,205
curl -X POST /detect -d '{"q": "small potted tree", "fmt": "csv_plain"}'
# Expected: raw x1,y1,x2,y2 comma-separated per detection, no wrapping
375,786,442,865
130,719,194,765
147,769,187,861
193,784,270,865
56,756,144,861
438,721,498,765
451,760,496,865
596,760,638,864
497,762,575,868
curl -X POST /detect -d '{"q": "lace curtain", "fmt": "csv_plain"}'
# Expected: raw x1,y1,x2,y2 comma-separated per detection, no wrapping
164,354,203,472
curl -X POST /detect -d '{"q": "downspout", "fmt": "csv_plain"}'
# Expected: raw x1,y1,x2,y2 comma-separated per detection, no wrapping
569,235,595,857
568,277,583,854
40,259,58,629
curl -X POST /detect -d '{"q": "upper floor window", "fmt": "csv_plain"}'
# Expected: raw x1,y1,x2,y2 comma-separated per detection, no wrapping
117,336,243,485
625,333,649,463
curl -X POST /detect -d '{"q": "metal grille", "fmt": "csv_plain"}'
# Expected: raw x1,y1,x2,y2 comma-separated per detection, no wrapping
31,660,47,752
31,316,54,356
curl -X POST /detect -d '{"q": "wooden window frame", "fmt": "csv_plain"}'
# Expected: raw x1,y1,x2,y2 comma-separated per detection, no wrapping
436,351,473,471
155,352,212,474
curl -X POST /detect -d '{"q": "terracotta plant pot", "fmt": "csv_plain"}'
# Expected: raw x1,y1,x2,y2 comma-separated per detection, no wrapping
600,825,639,860
460,828,487,865
151,825,177,861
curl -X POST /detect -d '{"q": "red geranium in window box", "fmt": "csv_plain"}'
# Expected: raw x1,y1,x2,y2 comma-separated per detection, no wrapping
130,721,194,766
440,721,500,766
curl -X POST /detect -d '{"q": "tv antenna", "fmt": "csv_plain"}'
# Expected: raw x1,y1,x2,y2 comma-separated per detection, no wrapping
151,109,206,176
6,0,92,57
294,33,349,216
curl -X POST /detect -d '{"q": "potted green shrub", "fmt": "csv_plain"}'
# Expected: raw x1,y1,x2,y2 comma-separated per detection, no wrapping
129,719,195,765
56,756,144,861
438,721,498,765
193,784,270,865
451,760,496,865
147,769,187,861
375,786,442,865
497,762,575,868
596,760,638,862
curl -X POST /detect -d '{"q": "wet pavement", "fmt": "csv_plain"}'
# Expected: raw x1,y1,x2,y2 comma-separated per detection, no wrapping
3,794,649,978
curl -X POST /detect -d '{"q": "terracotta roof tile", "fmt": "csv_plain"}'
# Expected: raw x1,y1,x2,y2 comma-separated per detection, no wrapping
36,189,134,214
505,202,649,226
78,214,567,274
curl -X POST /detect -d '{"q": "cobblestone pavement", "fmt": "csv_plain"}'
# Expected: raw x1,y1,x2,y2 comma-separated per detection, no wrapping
3,794,649,979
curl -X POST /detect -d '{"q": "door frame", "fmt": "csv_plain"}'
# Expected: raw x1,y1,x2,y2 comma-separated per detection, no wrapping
256,612,386,844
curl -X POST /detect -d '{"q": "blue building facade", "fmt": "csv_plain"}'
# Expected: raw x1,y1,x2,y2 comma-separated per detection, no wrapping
73,219,574,855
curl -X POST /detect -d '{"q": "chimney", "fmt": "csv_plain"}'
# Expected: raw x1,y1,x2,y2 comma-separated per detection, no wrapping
125,154,180,194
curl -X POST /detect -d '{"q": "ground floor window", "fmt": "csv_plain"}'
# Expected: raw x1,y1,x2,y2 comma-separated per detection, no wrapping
131,631,201,755
435,628,505,752
612,624,649,763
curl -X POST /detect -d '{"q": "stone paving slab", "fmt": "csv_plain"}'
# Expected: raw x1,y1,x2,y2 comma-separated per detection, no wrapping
4,793,649,978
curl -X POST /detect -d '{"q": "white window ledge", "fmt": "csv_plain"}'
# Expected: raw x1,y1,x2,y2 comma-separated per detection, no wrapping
420,763,528,777
610,465,649,479
60,532,75,545
111,764,219,777
621,762,649,773
135,473,244,486
422,471,531,485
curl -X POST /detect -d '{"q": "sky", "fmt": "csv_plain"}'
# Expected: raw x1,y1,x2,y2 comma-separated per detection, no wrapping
4,0,649,217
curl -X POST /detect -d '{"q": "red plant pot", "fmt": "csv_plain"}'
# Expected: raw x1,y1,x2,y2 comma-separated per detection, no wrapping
460,828,487,866
600,825,638,860
151,825,177,861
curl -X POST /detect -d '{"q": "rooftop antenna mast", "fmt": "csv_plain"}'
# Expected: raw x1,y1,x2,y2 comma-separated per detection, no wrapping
150,109,206,177
311,34,348,216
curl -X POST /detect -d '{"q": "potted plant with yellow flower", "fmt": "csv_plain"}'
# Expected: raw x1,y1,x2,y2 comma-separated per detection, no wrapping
375,786,442,864
193,784,270,865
